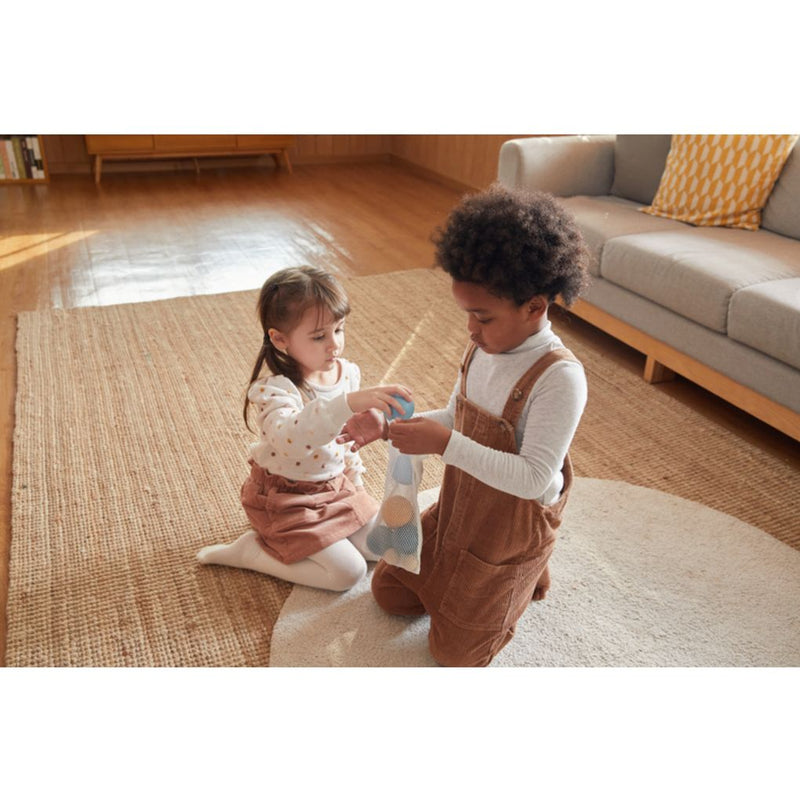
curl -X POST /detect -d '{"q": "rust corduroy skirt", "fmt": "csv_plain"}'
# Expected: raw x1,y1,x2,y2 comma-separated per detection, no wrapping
241,460,379,564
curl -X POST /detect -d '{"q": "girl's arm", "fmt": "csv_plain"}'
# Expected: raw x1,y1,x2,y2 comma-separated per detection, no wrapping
338,378,458,452
251,377,354,449
342,362,367,484
253,373,413,452
344,449,366,486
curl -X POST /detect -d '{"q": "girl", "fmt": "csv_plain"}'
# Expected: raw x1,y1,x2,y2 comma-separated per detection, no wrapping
368,185,590,666
197,266,412,592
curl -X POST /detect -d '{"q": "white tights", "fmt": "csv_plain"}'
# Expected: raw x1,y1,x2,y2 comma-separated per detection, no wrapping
197,514,379,592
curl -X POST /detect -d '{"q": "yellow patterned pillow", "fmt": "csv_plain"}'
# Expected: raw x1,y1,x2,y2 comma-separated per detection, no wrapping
641,134,798,230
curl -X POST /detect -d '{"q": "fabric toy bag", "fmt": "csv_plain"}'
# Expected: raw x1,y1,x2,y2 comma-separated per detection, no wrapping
367,444,424,573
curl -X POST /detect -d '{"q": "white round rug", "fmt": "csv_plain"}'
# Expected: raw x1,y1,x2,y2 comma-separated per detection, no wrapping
269,478,800,667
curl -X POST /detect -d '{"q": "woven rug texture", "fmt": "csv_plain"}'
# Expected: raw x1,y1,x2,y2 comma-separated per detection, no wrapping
9,268,800,666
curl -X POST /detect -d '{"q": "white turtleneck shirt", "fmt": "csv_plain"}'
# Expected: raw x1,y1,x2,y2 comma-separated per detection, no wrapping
421,320,587,505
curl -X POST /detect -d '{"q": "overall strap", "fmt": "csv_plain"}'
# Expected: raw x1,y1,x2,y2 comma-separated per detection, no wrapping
458,342,479,394
501,347,580,427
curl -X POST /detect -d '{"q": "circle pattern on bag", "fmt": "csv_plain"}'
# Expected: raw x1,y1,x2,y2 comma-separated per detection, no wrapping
391,522,419,554
381,495,413,527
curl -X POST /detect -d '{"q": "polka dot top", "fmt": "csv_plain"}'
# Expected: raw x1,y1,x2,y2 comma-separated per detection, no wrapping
248,358,366,484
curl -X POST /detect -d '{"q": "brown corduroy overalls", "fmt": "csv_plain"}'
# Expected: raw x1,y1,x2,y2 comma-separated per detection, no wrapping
371,344,578,667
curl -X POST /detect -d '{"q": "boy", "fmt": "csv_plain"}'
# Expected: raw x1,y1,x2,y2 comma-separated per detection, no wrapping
373,184,589,667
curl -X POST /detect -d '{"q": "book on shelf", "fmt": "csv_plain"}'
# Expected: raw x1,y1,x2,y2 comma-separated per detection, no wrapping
21,136,32,177
30,136,45,178
2,137,19,178
12,137,26,177
1,134,46,180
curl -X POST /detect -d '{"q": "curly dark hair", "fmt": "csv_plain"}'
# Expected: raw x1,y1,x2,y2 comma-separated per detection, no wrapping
432,183,589,306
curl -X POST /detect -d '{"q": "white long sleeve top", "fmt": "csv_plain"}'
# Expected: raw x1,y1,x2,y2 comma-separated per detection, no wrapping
422,321,587,505
248,358,366,484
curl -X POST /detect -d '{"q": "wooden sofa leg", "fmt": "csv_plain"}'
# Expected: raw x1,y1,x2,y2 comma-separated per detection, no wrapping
644,356,676,384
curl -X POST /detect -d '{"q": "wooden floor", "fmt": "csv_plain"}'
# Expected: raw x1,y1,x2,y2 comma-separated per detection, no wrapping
1,161,798,666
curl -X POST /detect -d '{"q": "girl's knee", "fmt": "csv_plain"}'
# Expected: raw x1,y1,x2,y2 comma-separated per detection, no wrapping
311,539,368,592
330,556,367,592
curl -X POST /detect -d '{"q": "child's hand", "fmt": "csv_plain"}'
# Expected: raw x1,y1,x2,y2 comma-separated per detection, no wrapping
388,418,452,456
336,409,387,452
346,385,413,418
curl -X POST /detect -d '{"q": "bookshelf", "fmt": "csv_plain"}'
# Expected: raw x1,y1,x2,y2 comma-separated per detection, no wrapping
0,135,49,184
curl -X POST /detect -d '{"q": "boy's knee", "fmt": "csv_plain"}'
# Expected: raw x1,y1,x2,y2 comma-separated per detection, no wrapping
371,565,425,616
429,619,511,668
429,639,492,668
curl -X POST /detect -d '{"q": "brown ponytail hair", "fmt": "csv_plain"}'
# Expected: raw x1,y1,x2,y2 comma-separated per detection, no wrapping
243,266,350,430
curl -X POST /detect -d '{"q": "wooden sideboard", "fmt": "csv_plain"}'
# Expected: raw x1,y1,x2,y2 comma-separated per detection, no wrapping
84,135,295,183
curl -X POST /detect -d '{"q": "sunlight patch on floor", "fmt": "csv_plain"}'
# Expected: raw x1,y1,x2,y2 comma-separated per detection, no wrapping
380,306,441,384
0,231,98,272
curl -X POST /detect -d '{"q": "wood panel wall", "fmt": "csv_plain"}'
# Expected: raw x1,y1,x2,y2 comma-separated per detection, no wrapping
41,135,395,174
41,135,93,174
40,134,525,189
293,135,393,162
390,134,524,191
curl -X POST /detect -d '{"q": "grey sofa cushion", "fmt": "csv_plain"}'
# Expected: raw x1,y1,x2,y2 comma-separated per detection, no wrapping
560,195,686,276
584,277,800,413
610,135,673,205
762,144,800,240
599,227,800,333
728,279,800,370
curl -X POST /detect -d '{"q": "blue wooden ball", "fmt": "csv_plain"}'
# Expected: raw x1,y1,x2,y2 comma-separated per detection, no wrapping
384,394,415,421
390,522,419,554
367,525,392,556
391,454,414,485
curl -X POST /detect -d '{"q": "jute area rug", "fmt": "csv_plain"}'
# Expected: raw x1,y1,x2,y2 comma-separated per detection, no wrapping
9,268,800,666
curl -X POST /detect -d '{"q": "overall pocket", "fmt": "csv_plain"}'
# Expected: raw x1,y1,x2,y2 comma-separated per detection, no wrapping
438,549,518,632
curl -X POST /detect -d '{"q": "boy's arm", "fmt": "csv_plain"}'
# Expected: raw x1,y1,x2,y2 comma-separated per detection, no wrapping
383,380,457,454
392,362,586,502
415,380,458,429
445,362,586,500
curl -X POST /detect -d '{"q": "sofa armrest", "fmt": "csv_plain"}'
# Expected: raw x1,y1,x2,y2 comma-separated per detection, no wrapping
497,135,616,197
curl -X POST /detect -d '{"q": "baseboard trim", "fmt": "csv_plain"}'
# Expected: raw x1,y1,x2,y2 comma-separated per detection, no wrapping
387,155,480,193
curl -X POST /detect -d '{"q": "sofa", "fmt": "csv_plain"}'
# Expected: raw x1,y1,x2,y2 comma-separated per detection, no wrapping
498,134,800,442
